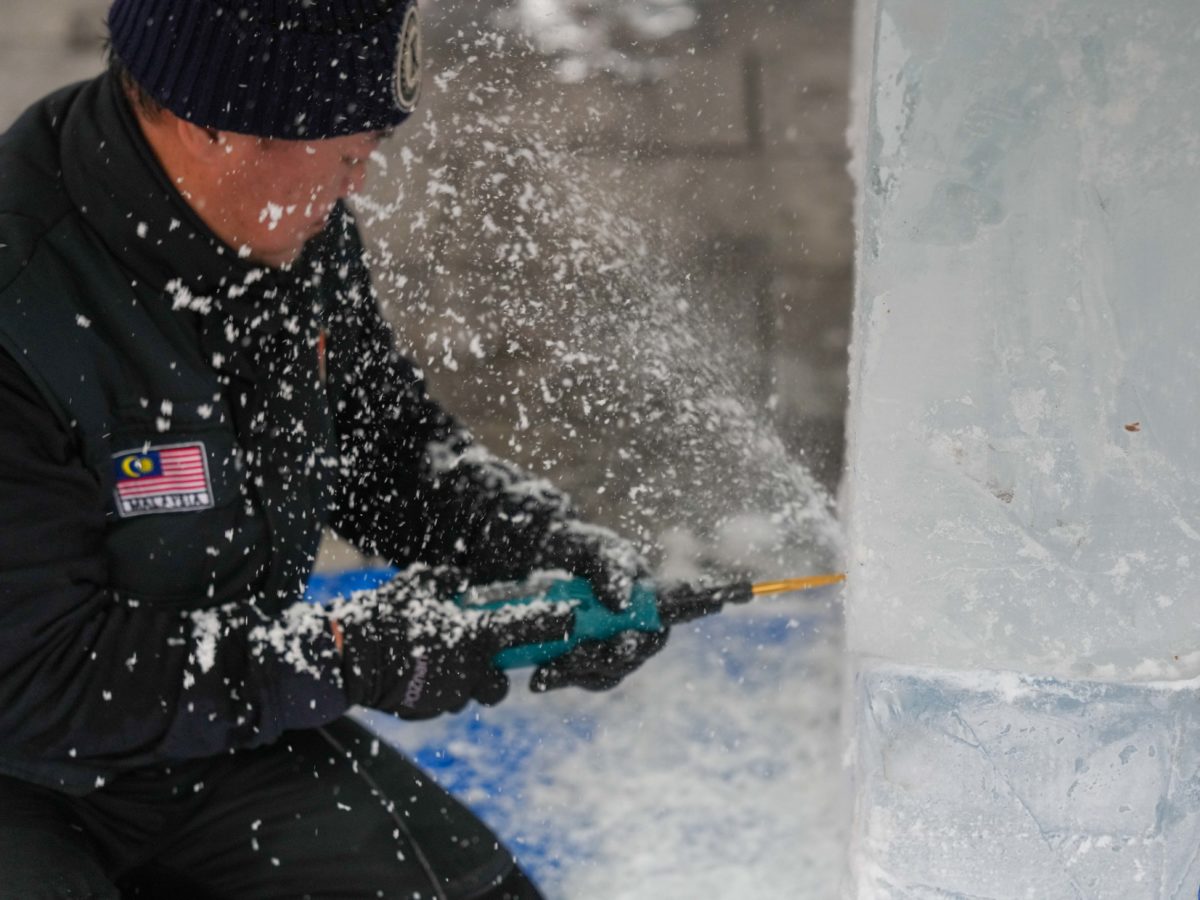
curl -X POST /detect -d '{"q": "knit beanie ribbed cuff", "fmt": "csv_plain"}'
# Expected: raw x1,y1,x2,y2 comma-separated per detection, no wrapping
108,0,420,139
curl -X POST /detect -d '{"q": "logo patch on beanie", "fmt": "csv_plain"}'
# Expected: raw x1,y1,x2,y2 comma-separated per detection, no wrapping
395,4,423,114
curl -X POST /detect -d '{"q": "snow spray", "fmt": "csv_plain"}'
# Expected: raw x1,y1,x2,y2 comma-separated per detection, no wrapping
354,23,843,582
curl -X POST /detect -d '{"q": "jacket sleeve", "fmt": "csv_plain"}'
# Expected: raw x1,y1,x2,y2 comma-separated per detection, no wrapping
322,223,576,584
0,349,348,773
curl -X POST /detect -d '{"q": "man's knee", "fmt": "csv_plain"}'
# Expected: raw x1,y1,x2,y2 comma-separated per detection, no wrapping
476,864,545,900
318,720,539,899
0,776,118,899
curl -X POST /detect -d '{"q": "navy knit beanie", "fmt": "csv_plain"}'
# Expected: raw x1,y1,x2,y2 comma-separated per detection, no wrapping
107,0,422,139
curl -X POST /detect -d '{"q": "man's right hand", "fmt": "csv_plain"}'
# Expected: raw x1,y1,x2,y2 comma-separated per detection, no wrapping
335,566,576,720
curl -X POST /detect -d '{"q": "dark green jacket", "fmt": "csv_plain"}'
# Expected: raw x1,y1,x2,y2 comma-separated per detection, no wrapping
0,72,568,793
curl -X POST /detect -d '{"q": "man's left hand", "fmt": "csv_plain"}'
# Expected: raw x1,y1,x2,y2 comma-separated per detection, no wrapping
533,521,648,612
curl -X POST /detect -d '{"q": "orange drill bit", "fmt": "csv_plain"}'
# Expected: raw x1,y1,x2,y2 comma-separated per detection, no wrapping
751,574,846,596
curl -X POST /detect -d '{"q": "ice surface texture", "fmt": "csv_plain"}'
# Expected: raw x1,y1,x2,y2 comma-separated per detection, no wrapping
846,0,1200,681
847,1,1200,895
848,662,1200,899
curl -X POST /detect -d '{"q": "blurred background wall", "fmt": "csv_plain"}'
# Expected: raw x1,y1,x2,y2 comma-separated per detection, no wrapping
1,0,853,575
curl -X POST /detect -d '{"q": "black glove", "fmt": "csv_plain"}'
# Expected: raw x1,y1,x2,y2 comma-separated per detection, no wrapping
337,565,576,719
532,521,649,612
529,628,669,693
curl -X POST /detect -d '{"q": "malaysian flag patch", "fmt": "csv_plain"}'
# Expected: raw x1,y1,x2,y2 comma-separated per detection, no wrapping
112,443,213,518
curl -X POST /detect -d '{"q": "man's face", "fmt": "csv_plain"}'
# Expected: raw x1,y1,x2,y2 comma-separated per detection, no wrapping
201,130,389,268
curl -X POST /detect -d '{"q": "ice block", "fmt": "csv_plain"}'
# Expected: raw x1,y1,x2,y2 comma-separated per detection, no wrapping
846,1,1200,895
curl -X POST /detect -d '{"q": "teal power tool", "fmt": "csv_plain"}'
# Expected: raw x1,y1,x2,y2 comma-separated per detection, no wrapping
460,574,847,670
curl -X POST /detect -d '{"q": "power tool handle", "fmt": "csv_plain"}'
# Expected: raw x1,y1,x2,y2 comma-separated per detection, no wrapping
468,578,752,670
489,580,663,670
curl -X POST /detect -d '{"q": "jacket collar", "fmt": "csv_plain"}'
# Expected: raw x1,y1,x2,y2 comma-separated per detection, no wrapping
59,71,284,303
57,72,337,381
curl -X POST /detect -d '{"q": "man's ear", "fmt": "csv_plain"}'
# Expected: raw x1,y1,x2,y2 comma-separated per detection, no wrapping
174,118,226,163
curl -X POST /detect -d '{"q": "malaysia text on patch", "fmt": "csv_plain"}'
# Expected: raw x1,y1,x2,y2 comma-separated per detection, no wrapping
112,442,213,517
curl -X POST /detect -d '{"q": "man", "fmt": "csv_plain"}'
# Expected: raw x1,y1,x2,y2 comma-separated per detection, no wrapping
0,0,672,896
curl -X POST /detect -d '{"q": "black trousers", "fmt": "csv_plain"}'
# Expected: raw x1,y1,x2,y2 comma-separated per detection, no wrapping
0,718,543,900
